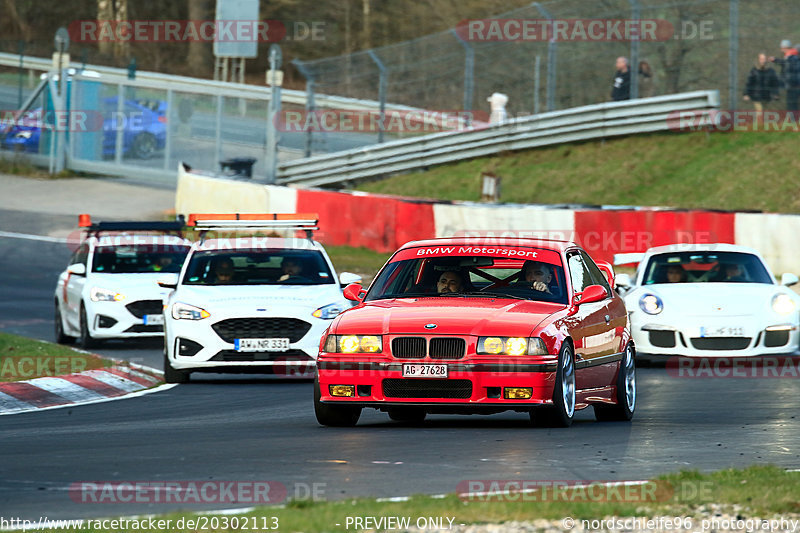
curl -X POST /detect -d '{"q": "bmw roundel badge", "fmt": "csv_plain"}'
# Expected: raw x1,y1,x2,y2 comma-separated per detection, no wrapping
424,323,437,329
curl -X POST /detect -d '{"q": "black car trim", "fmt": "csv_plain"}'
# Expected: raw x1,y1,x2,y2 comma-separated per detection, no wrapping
574,351,623,369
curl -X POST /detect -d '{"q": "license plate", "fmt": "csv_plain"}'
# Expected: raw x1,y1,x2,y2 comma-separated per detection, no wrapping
402,364,448,378
234,338,290,352
143,314,164,325
699,326,745,337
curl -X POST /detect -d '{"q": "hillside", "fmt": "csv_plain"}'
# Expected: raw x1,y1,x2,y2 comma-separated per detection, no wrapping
355,131,800,214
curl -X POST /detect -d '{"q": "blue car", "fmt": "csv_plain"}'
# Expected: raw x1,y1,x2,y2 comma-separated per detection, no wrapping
1,98,167,160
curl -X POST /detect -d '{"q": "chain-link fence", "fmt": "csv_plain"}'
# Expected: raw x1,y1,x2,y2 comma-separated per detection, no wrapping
293,0,800,153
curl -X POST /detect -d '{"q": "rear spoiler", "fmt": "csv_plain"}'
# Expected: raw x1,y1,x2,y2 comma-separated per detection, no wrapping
613,252,645,266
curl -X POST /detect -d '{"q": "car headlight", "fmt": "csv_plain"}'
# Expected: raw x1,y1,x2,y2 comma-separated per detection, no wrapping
324,334,382,353
90,287,125,302
171,302,210,320
772,293,796,315
477,337,548,356
312,303,343,320
639,293,663,315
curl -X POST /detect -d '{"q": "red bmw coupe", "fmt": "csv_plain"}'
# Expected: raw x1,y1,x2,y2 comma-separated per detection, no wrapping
314,238,635,427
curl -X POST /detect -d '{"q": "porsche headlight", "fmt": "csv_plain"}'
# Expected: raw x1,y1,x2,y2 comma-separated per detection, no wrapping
324,334,382,353
171,302,210,320
477,337,548,356
312,303,344,320
639,293,663,315
90,287,125,302
772,293,796,315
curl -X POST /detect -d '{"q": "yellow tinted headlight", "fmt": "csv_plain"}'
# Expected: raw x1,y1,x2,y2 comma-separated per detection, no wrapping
482,337,504,354
360,335,381,353
505,337,528,356
339,335,360,353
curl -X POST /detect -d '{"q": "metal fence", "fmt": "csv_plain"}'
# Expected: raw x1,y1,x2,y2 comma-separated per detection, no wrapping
293,0,800,154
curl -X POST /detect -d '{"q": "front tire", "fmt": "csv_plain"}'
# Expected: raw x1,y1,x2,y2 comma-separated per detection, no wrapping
77,304,98,349
531,342,575,428
130,132,157,159
54,303,75,344
595,343,636,422
163,349,190,384
314,377,361,427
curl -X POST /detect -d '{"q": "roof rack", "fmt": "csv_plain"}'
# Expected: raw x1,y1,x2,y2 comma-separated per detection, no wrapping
186,213,319,240
78,214,185,235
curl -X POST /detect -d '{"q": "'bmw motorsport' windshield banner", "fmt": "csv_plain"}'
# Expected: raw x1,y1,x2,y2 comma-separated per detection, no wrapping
393,245,562,266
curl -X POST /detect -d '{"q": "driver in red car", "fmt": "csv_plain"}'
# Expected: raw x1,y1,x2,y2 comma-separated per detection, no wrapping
520,261,554,294
436,270,465,293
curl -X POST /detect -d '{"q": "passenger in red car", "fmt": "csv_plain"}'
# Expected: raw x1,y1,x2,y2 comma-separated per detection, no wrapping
437,270,465,293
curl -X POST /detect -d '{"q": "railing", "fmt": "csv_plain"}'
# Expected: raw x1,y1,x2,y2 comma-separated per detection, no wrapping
276,91,720,187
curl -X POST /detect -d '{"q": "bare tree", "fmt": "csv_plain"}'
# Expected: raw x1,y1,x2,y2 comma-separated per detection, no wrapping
187,0,212,75
97,0,129,58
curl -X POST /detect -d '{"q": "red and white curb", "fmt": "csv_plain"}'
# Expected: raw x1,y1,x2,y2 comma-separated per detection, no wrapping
0,364,172,415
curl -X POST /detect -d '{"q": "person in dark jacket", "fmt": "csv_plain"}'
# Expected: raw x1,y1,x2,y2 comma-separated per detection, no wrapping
744,53,780,112
769,40,800,112
611,56,631,101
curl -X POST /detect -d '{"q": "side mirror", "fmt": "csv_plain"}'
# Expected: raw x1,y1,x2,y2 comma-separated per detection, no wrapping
342,283,366,303
781,273,799,287
339,272,363,287
575,284,608,306
615,273,632,288
157,274,179,289
595,260,615,289
67,263,86,276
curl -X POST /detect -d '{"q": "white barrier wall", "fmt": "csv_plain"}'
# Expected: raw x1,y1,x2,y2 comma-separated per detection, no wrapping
735,213,800,275
433,203,576,239
175,164,297,214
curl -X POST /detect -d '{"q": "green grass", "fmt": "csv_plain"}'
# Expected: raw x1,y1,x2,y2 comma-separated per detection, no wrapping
324,244,392,284
0,332,110,382
47,466,800,533
356,131,800,213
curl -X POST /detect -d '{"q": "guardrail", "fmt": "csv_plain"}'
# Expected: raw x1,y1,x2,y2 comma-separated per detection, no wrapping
276,90,720,187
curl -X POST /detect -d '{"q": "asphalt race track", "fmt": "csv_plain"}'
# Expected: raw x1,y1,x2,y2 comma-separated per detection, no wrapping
3,207,800,520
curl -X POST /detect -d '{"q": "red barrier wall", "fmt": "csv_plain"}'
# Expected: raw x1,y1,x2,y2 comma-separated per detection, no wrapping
574,210,736,263
295,189,436,253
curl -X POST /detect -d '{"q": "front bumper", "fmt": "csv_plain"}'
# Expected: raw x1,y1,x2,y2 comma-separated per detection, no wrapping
631,316,800,357
166,314,331,371
316,359,559,408
87,299,165,339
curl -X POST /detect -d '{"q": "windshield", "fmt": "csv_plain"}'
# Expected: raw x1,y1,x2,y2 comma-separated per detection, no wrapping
182,249,335,286
92,245,189,274
643,251,773,285
365,252,568,304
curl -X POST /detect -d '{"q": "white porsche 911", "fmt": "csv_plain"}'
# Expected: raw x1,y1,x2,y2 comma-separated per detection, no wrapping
615,244,800,358
159,214,362,383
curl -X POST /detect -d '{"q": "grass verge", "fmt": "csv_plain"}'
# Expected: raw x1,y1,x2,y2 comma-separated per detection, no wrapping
0,332,109,382
49,466,800,532
356,131,800,214
324,244,392,284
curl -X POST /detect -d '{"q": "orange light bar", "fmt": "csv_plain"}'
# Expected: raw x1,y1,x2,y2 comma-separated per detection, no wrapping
78,214,92,227
186,213,319,227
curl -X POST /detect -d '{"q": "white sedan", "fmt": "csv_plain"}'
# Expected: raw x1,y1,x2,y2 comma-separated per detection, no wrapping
55,231,191,348
615,244,800,358
160,234,361,383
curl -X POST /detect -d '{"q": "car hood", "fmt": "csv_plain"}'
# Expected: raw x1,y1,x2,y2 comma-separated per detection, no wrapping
173,284,345,312
87,273,172,299
335,297,566,336
626,282,796,316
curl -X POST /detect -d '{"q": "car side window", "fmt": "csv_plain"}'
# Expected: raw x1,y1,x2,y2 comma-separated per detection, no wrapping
580,251,611,294
70,243,90,267
567,252,591,293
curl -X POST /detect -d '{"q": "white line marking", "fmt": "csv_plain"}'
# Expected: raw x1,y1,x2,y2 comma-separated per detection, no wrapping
0,231,67,243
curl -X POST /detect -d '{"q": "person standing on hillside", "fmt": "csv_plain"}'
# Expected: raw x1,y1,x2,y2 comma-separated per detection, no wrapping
611,57,631,101
770,40,800,112
743,53,780,112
